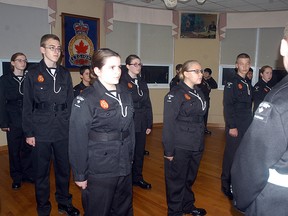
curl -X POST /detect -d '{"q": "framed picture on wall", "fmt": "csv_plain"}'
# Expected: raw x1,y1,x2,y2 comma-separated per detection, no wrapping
180,13,217,39
61,13,100,71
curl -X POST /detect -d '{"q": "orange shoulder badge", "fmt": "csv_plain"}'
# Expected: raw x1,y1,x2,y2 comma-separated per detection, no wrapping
128,82,133,89
238,83,243,90
37,74,44,83
100,99,109,110
184,93,191,100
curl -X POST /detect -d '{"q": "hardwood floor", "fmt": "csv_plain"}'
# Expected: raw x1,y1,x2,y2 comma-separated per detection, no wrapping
0,126,244,216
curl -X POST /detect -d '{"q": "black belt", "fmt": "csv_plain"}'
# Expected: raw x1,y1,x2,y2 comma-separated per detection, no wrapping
7,100,23,107
34,102,67,112
177,115,203,123
89,130,129,142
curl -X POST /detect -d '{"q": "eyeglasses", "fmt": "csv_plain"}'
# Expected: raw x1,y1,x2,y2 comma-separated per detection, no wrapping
186,69,203,74
45,46,62,53
14,59,28,63
129,63,143,67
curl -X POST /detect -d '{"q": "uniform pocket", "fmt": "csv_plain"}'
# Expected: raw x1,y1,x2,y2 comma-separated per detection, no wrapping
35,83,49,100
87,142,120,175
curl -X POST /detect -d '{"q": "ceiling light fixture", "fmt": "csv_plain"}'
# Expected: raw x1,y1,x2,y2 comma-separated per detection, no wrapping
163,0,177,9
196,0,206,5
163,0,206,9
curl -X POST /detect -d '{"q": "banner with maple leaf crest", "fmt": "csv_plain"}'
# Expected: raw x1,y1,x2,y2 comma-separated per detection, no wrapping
62,13,100,71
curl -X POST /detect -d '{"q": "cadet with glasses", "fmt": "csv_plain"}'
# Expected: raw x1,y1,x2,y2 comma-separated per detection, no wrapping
0,52,34,190
120,54,153,189
163,60,207,216
22,34,79,216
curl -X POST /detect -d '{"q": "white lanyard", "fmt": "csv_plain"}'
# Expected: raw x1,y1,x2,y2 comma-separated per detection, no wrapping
131,79,143,96
13,76,24,95
188,90,206,111
240,79,250,95
105,92,128,117
46,68,61,94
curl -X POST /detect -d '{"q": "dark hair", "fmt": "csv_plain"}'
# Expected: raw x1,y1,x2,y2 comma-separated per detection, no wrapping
175,64,183,71
90,48,121,82
10,52,26,71
40,34,60,47
125,54,141,65
204,68,212,75
259,65,272,74
248,67,253,73
179,60,200,80
236,53,250,62
79,65,90,75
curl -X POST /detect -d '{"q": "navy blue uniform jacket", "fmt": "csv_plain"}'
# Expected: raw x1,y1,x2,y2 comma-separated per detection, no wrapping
69,79,135,181
0,71,25,128
22,60,74,142
162,81,207,156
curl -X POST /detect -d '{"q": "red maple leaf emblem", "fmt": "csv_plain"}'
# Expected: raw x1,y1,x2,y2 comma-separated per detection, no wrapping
75,40,88,54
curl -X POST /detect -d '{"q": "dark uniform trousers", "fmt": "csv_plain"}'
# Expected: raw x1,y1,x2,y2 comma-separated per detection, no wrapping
33,139,72,216
164,147,203,216
221,113,252,191
7,126,33,182
132,131,146,182
82,174,133,216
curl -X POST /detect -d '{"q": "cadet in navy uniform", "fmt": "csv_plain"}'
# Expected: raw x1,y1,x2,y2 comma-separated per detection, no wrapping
22,34,79,216
120,54,153,189
221,53,253,200
0,52,33,189
163,60,207,216
198,67,218,134
69,48,135,216
252,65,273,113
73,65,91,97
231,24,288,216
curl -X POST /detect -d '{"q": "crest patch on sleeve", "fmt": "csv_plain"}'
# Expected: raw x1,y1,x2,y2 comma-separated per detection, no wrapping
166,94,174,102
226,82,233,88
74,96,85,108
254,101,272,123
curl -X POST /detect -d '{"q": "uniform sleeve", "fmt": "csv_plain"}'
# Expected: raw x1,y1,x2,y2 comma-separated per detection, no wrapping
231,101,287,211
0,77,8,128
69,96,92,182
145,85,153,129
207,77,218,89
66,71,74,114
22,72,35,137
223,83,237,129
162,92,181,156
252,84,262,113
